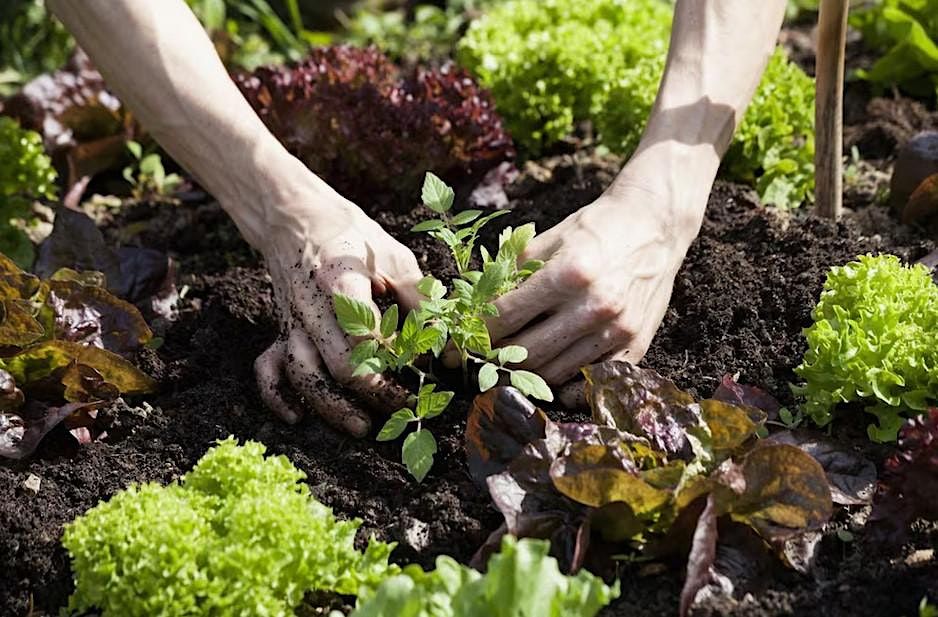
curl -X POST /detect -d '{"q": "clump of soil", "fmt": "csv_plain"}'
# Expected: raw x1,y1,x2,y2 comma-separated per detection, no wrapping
2,141,937,617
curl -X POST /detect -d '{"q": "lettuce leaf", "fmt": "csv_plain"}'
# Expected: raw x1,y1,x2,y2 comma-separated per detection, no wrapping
349,536,617,617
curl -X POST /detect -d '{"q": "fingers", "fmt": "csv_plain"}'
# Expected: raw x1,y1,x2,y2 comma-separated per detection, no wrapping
536,328,627,385
487,268,560,342
294,262,410,413
284,329,372,438
505,300,617,370
254,339,303,424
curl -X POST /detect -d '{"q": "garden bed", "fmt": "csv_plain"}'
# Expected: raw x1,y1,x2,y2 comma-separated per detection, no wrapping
2,95,937,614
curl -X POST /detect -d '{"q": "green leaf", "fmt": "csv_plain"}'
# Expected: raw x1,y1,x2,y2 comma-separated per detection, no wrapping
478,362,499,391
497,345,528,365
380,305,399,339
456,316,491,356
473,260,510,303
352,356,386,377
350,340,379,367
334,293,376,337
416,384,454,419
411,219,446,232
510,370,553,401
417,276,446,300
402,429,437,482
414,326,446,356
498,223,536,262
421,172,455,213
451,209,482,226
377,408,416,441
400,309,424,345
126,140,142,160
431,227,459,248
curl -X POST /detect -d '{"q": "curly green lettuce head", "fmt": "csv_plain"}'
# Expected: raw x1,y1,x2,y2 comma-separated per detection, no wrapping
458,0,672,153
794,254,938,441
63,438,398,616
459,0,816,208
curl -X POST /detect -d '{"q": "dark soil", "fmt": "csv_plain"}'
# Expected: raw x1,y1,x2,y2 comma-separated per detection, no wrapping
2,108,938,617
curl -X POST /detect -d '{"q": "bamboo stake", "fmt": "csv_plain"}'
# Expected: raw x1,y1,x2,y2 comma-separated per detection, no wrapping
814,0,850,219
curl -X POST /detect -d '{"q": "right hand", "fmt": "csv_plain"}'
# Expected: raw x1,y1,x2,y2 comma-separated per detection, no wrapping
250,183,424,437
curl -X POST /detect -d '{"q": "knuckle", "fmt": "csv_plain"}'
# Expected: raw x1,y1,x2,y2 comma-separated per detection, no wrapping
587,298,622,322
604,320,635,343
557,255,599,289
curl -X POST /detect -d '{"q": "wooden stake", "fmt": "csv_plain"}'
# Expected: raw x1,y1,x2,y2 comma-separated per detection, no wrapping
815,0,849,219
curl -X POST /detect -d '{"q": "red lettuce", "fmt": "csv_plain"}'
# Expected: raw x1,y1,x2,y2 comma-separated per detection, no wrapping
869,408,938,546
234,45,514,206
0,252,155,459
466,362,862,616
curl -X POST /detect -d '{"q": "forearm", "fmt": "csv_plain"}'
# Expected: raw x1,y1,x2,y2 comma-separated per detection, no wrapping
47,0,324,249
611,0,787,234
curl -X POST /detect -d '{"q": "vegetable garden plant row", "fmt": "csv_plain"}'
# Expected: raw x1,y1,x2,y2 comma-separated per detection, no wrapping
1,138,936,616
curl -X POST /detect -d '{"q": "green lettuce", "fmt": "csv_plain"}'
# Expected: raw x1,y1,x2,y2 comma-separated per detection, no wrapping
63,438,398,616
458,0,816,208
850,0,938,100
347,536,618,617
794,254,938,441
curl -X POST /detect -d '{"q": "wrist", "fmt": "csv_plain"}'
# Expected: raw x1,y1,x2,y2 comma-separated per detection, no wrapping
215,138,342,252
606,140,715,245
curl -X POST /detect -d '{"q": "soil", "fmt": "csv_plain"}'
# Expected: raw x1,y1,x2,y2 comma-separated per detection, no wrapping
2,98,938,617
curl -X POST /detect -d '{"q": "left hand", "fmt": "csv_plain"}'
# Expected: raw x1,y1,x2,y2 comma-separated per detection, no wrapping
484,181,702,397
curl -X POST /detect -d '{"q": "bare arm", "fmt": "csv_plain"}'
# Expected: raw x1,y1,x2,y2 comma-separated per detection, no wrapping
46,0,310,248
48,0,424,434
487,0,788,396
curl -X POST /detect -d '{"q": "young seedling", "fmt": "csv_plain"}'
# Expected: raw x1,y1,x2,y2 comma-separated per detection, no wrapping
123,140,182,201
334,172,552,481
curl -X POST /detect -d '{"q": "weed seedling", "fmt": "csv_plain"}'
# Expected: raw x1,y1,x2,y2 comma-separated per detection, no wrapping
334,172,552,481
123,140,182,201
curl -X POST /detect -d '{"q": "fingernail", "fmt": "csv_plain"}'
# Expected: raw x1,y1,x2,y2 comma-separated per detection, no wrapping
346,415,370,438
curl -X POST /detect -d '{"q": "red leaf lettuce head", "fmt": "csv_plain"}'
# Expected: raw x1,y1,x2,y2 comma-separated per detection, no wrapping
869,408,938,546
234,45,514,207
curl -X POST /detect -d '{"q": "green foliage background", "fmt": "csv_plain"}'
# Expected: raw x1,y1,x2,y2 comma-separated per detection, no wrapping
0,118,57,267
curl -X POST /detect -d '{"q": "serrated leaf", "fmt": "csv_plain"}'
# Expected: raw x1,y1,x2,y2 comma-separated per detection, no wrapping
429,323,448,357
479,362,499,391
480,303,499,317
451,209,482,226
334,293,376,336
498,223,536,262
414,326,446,355
457,316,491,356
403,429,437,482
352,356,386,377
421,172,455,213
498,345,528,365
510,370,553,401
350,340,379,366
431,227,459,248
411,219,446,232
417,276,446,300
473,260,510,303
416,384,454,419
377,408,415,441
380,305,399,339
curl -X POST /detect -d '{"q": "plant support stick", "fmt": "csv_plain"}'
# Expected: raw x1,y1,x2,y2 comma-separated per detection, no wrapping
815,0,849,219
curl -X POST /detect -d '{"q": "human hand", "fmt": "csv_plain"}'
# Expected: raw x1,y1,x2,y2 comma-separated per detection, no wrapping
251,183,424,437
484,177,705,405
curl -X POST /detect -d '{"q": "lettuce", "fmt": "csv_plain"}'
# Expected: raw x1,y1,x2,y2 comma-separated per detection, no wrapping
235,45,513,206
794,254,938,441
348,536,617,617
458,0,816,208
850,0,938,100
0,117,57,267
63,438,399,616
